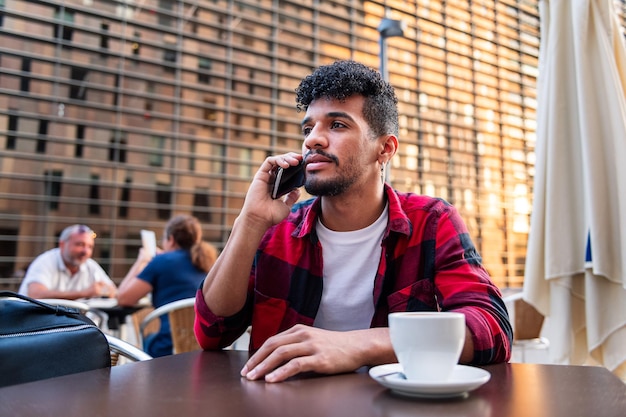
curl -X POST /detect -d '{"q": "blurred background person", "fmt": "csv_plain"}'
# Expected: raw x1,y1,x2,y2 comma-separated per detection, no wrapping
18,224,116,300
117,214,217,357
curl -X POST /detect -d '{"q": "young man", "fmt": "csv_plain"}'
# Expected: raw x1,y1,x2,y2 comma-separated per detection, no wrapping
195,60,512,382
19,224,117,300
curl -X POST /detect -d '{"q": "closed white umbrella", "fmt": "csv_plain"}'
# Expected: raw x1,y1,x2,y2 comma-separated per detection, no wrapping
524,0,626,378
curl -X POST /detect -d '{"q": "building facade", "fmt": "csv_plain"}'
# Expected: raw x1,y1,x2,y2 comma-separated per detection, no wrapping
1,0,542,289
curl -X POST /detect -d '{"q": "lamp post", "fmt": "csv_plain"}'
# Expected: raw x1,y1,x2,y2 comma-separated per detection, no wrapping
377,17,405,183
377,17,406,82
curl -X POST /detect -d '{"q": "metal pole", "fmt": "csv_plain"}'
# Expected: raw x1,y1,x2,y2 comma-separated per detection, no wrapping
377,17,405,184
379,35,388,83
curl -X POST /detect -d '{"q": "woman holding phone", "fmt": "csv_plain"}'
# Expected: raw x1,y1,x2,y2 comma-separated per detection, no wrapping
117,215,218,357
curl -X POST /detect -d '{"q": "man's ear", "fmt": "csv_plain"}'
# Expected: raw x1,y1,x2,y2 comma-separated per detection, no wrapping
379,134,398,164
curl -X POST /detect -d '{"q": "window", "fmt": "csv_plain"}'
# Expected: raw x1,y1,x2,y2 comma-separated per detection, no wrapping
204,98,218,121
189,140,196,171
132,31,141,56
44,170,63,210
0,228,17,279
89,174,100,214
239,148,252,177
113,74,120,106
149,136,165,167
163,49,177,72
156,183,172,220
36,119,48,153
54,8,74,41
20,58,30,92
193,189,211,222
248,70,255,94
158,0,174,27
100,22,109,52
75,124,84,157
144,81,155,112
6,112,17,150
69,67,88,100
109,131,127,163
198,57,212,84
118,177,131,218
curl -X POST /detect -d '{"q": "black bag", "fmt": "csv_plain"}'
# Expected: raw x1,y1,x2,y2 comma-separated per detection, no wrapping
0,291,111,387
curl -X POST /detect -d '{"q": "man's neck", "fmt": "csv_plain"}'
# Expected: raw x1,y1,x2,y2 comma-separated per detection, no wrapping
65,263,80,276
319,185,387,232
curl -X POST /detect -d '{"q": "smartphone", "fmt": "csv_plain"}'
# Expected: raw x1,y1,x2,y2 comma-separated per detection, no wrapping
271,160,306,199
140,229,157,258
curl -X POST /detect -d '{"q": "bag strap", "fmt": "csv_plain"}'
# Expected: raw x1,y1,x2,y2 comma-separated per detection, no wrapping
0,291,82,316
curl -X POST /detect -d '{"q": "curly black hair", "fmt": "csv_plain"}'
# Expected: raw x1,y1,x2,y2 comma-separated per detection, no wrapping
295,60,399,138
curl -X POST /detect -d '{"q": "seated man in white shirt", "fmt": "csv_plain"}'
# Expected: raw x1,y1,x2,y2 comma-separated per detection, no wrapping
18,224,117,300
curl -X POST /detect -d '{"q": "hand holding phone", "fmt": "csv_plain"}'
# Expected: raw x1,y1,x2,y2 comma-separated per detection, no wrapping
271,160,305,199
140,229,157,258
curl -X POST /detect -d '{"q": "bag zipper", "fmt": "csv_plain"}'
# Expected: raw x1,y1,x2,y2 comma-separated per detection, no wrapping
0,324,98,338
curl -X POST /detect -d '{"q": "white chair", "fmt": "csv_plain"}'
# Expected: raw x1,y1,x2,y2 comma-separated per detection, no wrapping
140,298,250,352
502,288,550,363
105,334,152,364
139,297,201,354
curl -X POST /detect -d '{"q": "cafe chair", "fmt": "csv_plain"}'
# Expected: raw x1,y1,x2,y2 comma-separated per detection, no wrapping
502,288,550,363
139,297,201,354
105,334,153,365
130,306,158,346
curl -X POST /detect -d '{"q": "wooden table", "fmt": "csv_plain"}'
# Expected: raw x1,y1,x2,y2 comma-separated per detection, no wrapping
0,350,624,417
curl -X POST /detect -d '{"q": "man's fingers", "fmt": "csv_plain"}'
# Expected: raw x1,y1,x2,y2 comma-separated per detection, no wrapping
242,330,312,381
264,357,309,383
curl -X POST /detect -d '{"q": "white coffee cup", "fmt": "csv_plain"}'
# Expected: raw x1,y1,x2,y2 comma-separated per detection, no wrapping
388,311,466,382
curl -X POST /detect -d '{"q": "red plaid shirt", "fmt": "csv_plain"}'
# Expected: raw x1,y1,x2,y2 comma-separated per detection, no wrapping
195,185,512,364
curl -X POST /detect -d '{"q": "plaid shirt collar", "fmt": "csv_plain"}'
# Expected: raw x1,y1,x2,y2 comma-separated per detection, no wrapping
292,184,413,240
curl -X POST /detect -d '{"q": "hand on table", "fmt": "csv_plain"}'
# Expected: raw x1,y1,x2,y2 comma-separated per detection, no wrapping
91,281,117,298
240,325,394,383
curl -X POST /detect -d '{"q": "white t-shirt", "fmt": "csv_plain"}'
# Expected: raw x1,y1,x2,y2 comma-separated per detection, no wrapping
18,248,114,296
313,204,389,331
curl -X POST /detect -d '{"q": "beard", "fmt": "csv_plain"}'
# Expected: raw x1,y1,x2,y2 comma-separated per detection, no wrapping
304,176,355,196
304,163,361,196
62,249,87,268
303,149,363,196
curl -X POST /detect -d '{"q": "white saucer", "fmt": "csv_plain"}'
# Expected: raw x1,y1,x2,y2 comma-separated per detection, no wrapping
369,363,490,399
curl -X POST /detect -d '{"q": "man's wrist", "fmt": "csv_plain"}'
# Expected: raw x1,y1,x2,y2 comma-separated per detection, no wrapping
351,328,396,367
233,215,271,240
